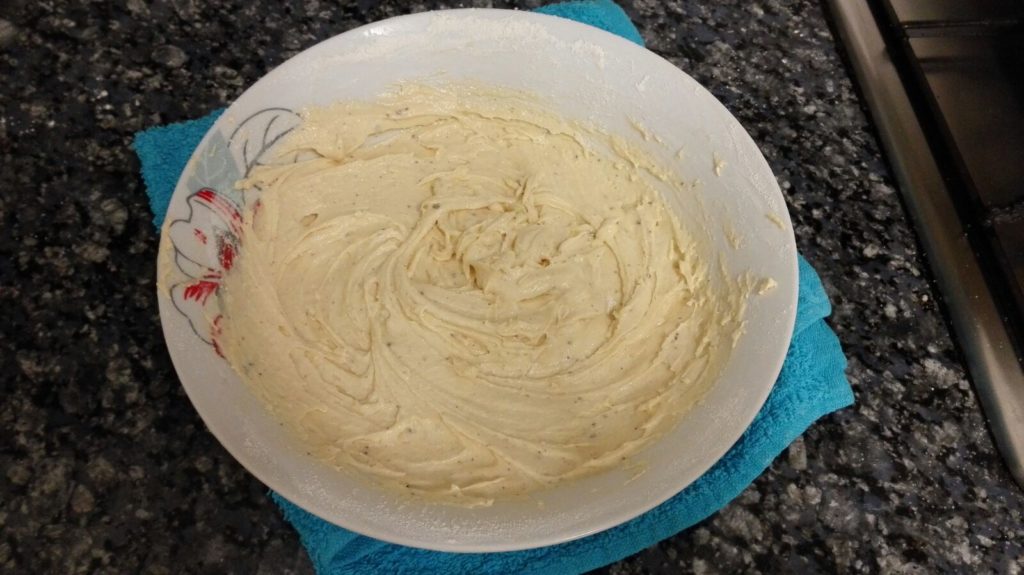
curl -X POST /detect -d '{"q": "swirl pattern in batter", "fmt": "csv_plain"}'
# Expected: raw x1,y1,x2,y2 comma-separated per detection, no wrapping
219,85,747,505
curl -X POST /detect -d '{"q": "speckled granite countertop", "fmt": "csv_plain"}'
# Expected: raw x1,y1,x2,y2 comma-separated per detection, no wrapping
1,0,1022,573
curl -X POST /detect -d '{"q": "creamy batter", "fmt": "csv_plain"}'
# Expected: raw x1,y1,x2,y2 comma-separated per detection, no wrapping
219,85,748,505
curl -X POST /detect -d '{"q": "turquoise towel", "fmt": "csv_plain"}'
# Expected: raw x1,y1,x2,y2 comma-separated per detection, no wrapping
134,2,853,573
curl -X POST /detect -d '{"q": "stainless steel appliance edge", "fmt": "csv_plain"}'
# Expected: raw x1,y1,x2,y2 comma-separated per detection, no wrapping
826,0,1024,487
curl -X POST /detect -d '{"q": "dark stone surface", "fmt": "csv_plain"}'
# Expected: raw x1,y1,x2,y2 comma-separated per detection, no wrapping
1,0,1022,573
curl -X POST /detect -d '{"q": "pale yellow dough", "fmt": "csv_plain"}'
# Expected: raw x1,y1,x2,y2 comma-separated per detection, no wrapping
220,85,747,505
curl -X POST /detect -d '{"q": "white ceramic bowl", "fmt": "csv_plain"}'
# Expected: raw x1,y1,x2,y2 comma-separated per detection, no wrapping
157,9,797,552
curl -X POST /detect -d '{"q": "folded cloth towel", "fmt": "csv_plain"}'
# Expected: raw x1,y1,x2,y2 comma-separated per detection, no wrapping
134,2,854,573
